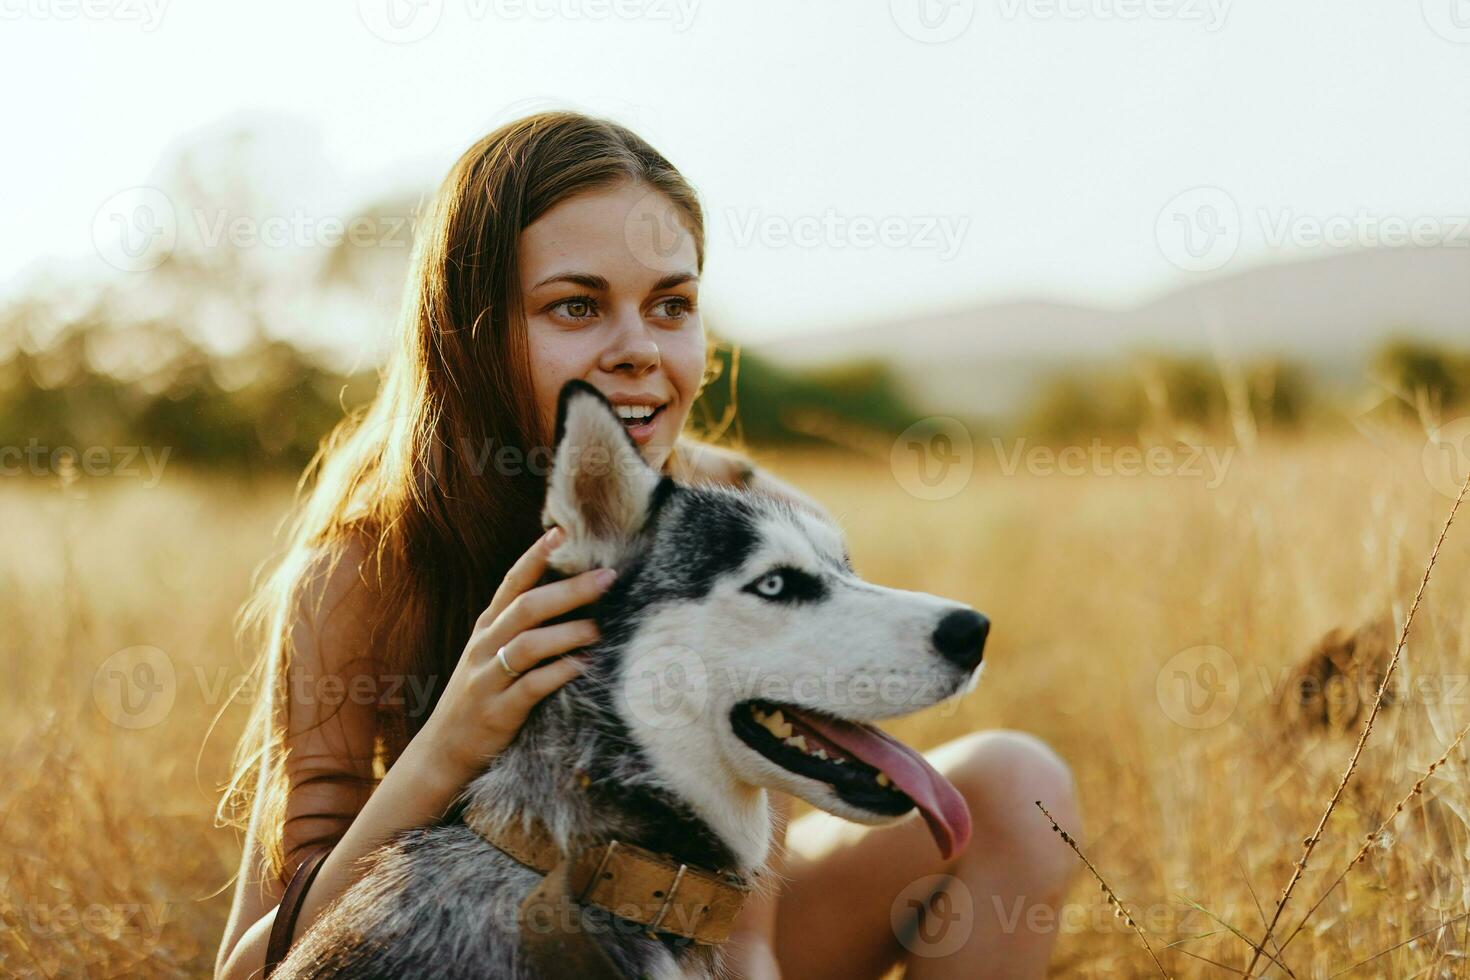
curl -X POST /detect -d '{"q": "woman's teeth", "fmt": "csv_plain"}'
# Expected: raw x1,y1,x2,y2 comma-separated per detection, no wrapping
615,405,660,426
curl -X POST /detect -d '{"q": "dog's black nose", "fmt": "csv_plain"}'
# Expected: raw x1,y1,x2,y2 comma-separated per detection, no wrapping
932,609,988,671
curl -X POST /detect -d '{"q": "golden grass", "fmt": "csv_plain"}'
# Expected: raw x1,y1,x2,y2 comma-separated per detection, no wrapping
2,433,1468,977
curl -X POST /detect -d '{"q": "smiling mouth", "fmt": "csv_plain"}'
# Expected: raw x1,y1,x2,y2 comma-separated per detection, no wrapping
617,404,666,431
730,700,915,816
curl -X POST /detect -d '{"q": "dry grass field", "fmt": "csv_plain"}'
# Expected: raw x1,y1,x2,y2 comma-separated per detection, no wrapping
2,432,1468,978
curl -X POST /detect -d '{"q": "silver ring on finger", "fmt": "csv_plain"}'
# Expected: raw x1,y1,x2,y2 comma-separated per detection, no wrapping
496,645,525,679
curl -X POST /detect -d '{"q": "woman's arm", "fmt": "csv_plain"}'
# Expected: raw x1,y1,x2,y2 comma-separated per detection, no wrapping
216,542,471,979
218,528,610,978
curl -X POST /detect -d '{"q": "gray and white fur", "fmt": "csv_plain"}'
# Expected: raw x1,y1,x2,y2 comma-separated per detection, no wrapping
274,380,987,980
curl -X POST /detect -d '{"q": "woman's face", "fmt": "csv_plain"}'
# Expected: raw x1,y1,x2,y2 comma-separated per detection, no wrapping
520,178,706,474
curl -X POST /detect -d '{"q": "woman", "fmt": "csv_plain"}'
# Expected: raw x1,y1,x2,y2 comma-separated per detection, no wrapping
214,110,1080,980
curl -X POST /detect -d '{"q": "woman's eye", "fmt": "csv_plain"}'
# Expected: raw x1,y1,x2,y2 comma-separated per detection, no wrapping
653,296,693,319
552,296,598,320
754,572,784,597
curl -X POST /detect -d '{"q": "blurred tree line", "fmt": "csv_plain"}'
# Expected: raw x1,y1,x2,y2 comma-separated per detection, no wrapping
1021,339,1470,442
1022,354,1315,441
0,301,919,474
4,286,1468,473
1370,339,1470,415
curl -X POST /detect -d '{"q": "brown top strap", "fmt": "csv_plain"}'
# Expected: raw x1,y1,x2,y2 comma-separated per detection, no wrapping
477,817,751,945
264,845,332,977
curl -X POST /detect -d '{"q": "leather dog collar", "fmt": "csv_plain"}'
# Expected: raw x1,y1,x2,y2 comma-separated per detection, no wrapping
476,815,753,946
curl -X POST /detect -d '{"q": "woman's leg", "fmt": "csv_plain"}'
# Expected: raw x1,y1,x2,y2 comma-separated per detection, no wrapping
772,730,1081,980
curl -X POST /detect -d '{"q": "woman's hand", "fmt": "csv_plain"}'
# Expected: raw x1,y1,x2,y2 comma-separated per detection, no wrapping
416,525,617,787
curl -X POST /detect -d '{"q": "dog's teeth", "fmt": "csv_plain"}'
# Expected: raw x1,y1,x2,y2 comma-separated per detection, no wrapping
811,748,828,760
761,710,792,739
785,735,808,752
752,707,768,723
875,772,892,787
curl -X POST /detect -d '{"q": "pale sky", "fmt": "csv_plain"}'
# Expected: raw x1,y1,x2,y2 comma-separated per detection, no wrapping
2,0,1468,348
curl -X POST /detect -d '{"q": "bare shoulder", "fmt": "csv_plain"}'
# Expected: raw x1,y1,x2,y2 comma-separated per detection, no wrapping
289,532,380,679
673,436,833,521
669,436,758,488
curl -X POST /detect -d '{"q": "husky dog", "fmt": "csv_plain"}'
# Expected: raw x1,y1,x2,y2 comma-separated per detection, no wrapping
275,380,989,980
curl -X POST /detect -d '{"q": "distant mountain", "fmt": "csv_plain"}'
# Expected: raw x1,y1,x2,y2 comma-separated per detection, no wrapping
748,247,1470,419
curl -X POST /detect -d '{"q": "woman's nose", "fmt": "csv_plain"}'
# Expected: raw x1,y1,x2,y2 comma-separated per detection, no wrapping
598,314,661,373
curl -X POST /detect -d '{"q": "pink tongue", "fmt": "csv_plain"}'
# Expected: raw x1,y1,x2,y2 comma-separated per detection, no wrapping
792,711,972,861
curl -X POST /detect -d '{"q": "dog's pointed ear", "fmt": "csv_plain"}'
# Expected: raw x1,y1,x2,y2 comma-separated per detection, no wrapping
540,380,667,572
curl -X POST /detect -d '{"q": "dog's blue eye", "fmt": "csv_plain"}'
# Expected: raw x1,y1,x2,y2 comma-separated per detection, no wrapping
744,566,830,604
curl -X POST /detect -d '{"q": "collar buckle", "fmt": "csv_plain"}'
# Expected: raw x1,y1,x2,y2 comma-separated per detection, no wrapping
647,862,688,936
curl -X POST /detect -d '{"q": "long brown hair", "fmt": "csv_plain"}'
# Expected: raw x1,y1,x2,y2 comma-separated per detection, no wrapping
220,110,725,879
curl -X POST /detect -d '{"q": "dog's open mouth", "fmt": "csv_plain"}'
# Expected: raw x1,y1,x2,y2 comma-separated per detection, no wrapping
730,699,972,860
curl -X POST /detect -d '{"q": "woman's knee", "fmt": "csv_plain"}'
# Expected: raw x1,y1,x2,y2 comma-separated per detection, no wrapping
940,730,1081,880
